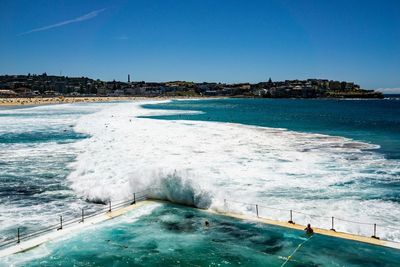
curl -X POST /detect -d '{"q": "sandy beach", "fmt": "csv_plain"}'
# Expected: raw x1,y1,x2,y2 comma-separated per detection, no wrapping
0,96,200,107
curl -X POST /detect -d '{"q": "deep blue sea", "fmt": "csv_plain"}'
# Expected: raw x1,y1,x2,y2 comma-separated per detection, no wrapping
0,98,399,266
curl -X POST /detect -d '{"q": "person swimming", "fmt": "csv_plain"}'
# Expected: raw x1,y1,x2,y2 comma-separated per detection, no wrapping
204,220,210,227
305,224,314,235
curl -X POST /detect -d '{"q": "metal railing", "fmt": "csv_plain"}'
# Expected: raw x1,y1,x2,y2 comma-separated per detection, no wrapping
0,189,150,250
2,191,400,250
223,199,400,243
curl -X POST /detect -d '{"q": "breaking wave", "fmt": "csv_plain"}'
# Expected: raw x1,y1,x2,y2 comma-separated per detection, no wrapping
67,100,400,240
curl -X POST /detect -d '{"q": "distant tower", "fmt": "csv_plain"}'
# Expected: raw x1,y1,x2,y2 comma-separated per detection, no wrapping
128,74,130,83
267,77,273,89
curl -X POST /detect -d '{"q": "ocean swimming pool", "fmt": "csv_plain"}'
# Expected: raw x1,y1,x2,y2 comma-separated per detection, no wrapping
1,203,399,267
1,98,400,265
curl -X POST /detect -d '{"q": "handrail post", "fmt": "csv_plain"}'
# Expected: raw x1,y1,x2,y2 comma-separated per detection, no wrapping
57,215,63,230
330,217,336,231
108,200,112,212
131,193,136,205
371,224,379,239
81,208,84,223
255,204,259,217
17,228,20,244
288,210,294,224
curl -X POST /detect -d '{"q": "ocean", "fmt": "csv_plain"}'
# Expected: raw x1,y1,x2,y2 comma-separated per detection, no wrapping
0,98,399,265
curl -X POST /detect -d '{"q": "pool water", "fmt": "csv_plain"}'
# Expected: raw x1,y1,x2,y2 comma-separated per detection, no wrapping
2,204,399,267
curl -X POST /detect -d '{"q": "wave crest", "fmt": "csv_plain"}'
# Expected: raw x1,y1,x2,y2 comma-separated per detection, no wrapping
147,171,212,208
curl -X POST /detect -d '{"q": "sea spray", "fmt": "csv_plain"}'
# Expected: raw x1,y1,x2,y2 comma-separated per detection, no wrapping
147,170,213,208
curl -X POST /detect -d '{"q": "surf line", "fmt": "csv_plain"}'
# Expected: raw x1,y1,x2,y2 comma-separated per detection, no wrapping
280,235,313,267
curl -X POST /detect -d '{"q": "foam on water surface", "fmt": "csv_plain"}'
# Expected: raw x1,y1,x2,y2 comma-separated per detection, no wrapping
0,99,399,248
65,100,400,241
0,103,114,241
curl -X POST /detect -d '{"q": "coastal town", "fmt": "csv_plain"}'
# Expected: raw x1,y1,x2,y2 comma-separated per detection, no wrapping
0,73,383,99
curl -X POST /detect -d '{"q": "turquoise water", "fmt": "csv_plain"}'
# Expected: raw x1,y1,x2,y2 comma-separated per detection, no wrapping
1,99,400,266
142,98,400,159
140,98,400,208
2,204,399,267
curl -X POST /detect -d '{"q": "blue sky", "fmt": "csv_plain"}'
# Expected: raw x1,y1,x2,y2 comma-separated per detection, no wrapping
0,0,399,91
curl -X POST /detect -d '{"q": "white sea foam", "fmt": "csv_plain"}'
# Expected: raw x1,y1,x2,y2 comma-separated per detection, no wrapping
67,100,400,241
0,103,108,241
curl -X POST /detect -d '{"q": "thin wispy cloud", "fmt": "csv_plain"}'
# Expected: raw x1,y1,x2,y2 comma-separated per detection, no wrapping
18,8,106,36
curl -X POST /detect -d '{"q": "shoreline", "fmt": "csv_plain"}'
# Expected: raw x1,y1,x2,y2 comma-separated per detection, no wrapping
0,96,205,107
0,95,389,107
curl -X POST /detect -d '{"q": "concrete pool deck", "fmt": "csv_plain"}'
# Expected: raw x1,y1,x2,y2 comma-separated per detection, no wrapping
0,200,155,258
207,209,400,250
1,199,399,259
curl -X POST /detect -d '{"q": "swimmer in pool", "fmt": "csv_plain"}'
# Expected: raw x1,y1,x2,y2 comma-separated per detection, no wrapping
305,224,314,235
